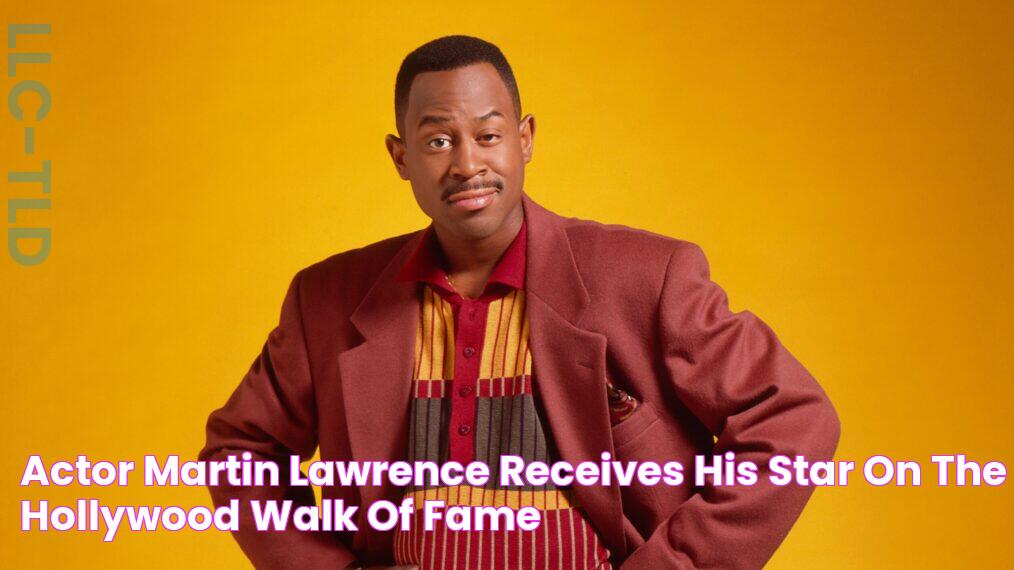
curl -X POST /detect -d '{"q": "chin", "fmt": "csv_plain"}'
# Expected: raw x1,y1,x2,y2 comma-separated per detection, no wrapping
447,215,502,241
457,222,500,241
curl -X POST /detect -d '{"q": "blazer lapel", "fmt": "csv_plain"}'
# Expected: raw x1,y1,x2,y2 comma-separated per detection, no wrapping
337,230,423,527
522,193,627,558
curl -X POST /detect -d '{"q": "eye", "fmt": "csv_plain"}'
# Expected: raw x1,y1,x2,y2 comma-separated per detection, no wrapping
427,137,452,149
479,133,501,143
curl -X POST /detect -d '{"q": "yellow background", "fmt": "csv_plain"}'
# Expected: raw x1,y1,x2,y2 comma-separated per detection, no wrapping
2,1,1011,567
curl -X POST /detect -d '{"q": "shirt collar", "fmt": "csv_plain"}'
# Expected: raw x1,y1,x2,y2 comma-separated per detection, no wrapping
396,217,527,296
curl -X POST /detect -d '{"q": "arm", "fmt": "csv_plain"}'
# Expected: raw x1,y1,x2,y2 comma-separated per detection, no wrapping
621,243,841,569
199,270,357,569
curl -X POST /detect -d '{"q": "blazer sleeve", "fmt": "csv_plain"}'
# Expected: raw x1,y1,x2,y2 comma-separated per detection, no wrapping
199,270,357,569
621,242,841,569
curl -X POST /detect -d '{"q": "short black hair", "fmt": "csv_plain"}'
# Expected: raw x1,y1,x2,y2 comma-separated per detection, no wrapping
394,35,521,135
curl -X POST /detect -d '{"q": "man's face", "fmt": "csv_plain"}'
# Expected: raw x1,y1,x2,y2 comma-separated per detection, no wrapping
386,62,535,242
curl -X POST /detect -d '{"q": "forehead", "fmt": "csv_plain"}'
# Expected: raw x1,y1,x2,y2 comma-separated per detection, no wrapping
405,63,514,127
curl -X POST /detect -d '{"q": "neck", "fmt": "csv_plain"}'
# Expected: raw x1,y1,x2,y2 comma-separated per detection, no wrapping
432,205,524,292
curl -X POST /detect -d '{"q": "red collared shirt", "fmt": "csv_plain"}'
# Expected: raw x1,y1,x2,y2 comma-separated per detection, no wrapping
396,219,527,464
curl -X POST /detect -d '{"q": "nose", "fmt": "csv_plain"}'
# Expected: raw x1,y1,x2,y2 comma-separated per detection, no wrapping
449,138,487,180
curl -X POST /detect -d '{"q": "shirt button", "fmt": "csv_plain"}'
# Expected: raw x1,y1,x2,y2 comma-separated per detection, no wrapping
463,346,476,358
458,424,471,436
459,386,472,397
468,308,477,319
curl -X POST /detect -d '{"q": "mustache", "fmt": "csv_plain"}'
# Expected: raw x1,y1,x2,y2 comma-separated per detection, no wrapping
442,179,504,201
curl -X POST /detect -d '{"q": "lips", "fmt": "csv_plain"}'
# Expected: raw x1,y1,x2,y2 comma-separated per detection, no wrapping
446,187,499,212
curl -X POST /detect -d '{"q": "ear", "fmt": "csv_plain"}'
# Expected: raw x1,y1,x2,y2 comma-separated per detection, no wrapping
518,114,536,164
385,134,409,180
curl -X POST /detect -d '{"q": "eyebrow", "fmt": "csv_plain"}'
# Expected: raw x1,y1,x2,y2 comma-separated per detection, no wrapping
417,110,505,128
477,110,504,121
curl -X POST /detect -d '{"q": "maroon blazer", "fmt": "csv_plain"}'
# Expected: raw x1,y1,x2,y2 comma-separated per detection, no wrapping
200,192,840,569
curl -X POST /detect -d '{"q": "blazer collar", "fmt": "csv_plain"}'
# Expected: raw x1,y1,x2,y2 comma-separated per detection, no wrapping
521,192,591,325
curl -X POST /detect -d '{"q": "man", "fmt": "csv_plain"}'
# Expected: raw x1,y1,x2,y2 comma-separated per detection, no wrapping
200,35,840,569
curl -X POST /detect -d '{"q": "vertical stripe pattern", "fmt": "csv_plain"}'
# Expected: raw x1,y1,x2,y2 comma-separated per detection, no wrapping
394,287,611,569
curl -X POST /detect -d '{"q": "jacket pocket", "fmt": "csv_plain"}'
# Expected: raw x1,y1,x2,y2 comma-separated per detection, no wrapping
610,401,671,538
610,400,660,452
